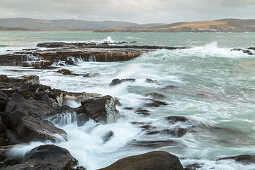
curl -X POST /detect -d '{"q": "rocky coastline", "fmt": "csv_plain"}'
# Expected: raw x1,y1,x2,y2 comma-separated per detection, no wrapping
0,42,255,169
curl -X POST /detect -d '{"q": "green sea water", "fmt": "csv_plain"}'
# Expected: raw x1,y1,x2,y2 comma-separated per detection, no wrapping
0,32,255,170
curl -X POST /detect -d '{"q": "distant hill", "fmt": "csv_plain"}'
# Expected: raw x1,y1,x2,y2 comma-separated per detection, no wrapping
1,18,255,32
96,19,255,32
0,18,138,31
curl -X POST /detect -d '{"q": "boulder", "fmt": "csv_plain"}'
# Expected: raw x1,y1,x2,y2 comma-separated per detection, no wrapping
109,78,135,86
83,73,100,78
145,99,168,107
78,95,120,123
0,91,8,112
135,109,150,116
6,93,55,118
99,151,183,170
57,69,78,76
7,112,67,142
2,145,78,170
217,155,255,164
166,116,188,124
145,78,159,85
102,131,114,143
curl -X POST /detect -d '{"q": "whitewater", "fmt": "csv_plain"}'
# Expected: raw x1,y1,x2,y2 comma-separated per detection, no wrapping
1,32,255,170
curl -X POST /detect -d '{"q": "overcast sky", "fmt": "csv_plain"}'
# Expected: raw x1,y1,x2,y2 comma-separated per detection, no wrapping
0,0,255,23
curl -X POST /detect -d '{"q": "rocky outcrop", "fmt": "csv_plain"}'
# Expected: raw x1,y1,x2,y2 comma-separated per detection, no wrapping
2,145,79,170
100,151,183,170
57,69,78,76
145,78,160,85
7,111,67,142
77,95,120,123
109,78,135,86
217,155,255,164
6,93,55,118
0,42,188,68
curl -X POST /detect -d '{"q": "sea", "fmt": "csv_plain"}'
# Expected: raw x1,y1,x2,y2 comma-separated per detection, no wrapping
1,32,255,170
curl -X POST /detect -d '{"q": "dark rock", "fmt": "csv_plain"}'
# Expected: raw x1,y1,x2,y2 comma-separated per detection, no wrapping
145,99,168,107
5,129,21,144
166,116,189,124
102,131,114,143
162,85,179,90
99,151,183,170
145,92,166,99
123,107,134,110
65,59,77,65
109,78,135,86
78,95,120,123
146,128,187,137
0,75,8,82
131,140,180,148
77,113,89,127
145,78,159,85
185,163,204,170
231,48,253,55
0,91,8,112
57,69,78,76
135,109,150,116
161,128,187,137
140,124,156,131
6,93,55,118
83,73,100,78
7,112,67,142
2,145,78,170
217,155,255,164
114,98,121,106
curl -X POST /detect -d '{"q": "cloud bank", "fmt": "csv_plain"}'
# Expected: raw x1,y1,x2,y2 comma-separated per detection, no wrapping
0,0,254,23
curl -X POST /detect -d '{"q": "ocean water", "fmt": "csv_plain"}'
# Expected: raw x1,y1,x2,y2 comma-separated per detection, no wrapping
1,32,255,170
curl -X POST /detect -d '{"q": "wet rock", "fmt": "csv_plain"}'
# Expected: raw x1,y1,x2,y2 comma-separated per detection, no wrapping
184,163,204,170
102,131,114,143
83,73,100,78
123,107,134,110
166,116,189,124
0,75,8,82
145,92,166,99
135,109,150,116
131,140,180,148
145,99,168,107
78,95,120,123
5,129,21,144
231,48,253,55
0,91,8,112
161,128,187,137
162,85,179,90
6,93,55,118
217,155,255,164
140,124,157,131
109,78,135,86
114,98,122,106
145,78,159,85
76,113,89,127
2,145,78,170
57,69,78,76
100,151,183,170
146,128,187,137
7,112,67,142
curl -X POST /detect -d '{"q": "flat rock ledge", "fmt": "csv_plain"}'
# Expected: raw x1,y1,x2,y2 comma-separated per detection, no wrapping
0,42,186,67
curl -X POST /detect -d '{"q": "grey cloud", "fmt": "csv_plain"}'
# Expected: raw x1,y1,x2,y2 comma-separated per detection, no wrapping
0,0,254,23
